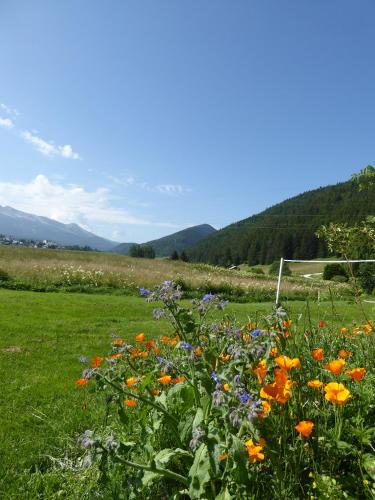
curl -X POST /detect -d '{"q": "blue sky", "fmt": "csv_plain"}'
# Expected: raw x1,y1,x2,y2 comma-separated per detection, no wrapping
0,0,374,243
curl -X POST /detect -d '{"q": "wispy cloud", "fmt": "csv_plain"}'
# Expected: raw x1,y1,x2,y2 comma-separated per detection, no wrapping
155,184,185,195
20,130,81,160
0,103,19,117
0,117,14,129
0,175,178,234
0,102,81,160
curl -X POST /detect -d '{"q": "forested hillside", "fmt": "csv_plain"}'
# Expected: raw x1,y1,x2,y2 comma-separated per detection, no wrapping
187,180,375,266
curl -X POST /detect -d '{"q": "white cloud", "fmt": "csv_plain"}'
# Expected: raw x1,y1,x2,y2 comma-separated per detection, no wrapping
0,103,19,117
0,117,14,129
20,130,81,160
0,175,178,234
155,184,184,195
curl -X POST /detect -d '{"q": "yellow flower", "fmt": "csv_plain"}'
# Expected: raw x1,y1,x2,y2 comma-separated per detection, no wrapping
324,382,351,405
270,347,278,358
223,383,230,392
307,380,323,389
245,438,265,463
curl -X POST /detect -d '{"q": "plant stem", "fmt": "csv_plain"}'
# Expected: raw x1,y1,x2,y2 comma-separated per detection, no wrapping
116,456,188,486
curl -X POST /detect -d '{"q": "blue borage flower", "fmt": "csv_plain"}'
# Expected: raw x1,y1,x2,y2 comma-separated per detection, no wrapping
139,287,150,297
237,391,252,404
181,341,193,351
203,292,216,302
79,355,88,364
251,329,262,337
211,371,220,384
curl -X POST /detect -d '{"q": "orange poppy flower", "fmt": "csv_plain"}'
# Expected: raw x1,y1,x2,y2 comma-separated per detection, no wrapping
242,334,250,344
338,350,351,359
275,355,301,371
139,351,149,359
282,320,292,328
340,327,348,334
150,389,161,396
312,348,324,361
319,321,327,327
108,353,123,359
126,377,138,387
135,332,145,342
194,347,203,357
345,368,366,381
323,359,345,375
324,382,351,405
219,453,228,461
160,335,170,343
220,353,231,362
124,399,137,407
223,383,230,392
245,438,265,463
129,347,139,358
112,338,124,346
258,400,271,419
91,356,103,368
307,380,323,389
75,378,88,385
153,347,160,354
158,375,172,385
253,359,267,384
145,340,155,348
295,420,314,438
260,369,295,405
171,376,185,384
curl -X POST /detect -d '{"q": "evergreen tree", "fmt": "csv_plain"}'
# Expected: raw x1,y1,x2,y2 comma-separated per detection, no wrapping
170,250,179,260
180,250,189,262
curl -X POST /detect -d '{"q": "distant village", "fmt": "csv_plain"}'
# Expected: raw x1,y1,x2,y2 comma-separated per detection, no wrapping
0,234,93,251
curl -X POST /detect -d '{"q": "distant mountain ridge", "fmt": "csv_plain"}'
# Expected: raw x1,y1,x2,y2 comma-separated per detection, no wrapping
186,180,375,266
0,206,118,251
112,224,217,257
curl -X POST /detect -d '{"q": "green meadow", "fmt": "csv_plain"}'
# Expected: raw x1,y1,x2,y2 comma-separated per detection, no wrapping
0,288,373,498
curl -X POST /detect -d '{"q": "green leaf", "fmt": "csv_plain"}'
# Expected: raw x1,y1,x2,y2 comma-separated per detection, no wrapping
179,409,195,445
188,443,212,499
216,486,233,500
362,454,375,481
230,435,250,486
193,407,204,430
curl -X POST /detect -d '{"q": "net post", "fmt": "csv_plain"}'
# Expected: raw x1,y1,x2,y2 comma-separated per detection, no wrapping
275,257,284,305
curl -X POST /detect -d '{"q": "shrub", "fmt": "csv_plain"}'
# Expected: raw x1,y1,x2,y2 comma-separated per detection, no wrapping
0,268,10,281
268,261,292,276
323,263,348,281
357,262,375,294
330,274,348,283
249,267,265,275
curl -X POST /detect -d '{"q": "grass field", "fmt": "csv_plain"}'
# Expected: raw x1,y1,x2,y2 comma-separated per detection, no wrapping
0,246,350,302
0,288,374,498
